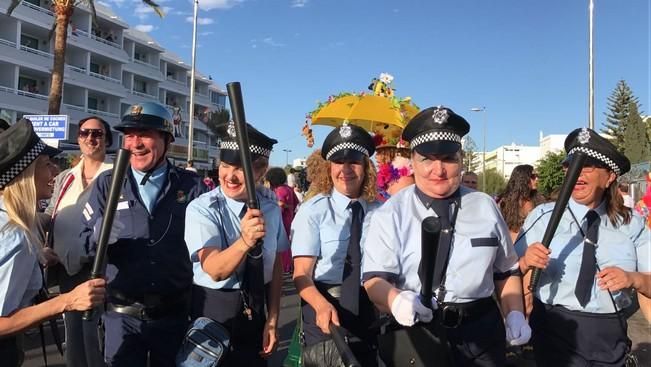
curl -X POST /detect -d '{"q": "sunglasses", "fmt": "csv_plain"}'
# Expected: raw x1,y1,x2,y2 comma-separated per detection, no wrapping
79,128,104,139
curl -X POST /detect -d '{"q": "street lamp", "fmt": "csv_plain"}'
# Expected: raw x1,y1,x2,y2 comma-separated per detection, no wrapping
470,107,487,191
187,0,199,162
282,149,292,166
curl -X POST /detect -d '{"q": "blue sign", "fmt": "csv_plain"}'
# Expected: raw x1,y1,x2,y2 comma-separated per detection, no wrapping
24,115,68,140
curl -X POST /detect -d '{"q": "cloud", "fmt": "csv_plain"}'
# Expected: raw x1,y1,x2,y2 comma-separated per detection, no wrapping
263,37,285,47
291,0,308,7
134,24,157,33
197,0,244,11
185,16,215,25
199,31,214,36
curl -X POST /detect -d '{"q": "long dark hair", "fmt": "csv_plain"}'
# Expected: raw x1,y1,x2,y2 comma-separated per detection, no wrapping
499,165,542,232
605,179,631,226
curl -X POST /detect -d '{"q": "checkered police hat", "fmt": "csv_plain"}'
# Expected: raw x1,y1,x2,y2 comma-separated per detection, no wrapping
217,121,278,165
563,127,630,176
402,106,470,155
321,123,375,162
0,119,61,189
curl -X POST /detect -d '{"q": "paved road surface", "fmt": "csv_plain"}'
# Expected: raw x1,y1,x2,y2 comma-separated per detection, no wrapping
22,275,650,366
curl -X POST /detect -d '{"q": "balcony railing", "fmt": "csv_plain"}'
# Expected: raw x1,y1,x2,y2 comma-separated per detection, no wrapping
63,103,85,111
21,1,54,16
0,38,16,47
20,45,53,58
87,108,119,118
131,90,158,99
89,71,122,84
132,58,159,70
166,76,187,86
0,85,15,94
17,89,48,100
66,65,86,74
90,33,121,49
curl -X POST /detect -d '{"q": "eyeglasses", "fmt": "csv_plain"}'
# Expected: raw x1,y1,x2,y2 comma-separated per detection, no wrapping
79,128,104,139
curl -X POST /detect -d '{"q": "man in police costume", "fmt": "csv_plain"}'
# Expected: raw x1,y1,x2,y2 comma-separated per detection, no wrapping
516,127,650,366
184,121,288,366
362,106,531,366
80,102,207,366
292,123,381,366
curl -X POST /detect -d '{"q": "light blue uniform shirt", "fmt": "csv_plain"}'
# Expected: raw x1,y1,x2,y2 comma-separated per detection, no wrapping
0,199,42,316
291,189,381,284
184,186,289,289
131,164,167,213
515,198,650,313
362,186,518,303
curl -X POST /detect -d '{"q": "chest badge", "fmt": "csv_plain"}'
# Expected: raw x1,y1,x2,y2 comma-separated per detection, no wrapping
176,190,187,204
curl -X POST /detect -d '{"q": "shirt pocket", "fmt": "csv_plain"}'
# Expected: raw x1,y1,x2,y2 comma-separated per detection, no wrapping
115,206,134,239
320,232,350,265
470,237,499,247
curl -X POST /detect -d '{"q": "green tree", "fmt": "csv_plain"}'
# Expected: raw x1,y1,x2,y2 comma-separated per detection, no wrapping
622,102,651,164
462,136,478,172
536,150,566,197
601,80,642,151
7,0,162,114
478,168,506,196
204,108,230,146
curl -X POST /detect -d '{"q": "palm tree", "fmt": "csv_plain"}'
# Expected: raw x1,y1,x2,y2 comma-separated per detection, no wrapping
6,0,163,114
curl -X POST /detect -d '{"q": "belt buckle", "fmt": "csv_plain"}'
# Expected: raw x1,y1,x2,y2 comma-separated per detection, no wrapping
441,305,462,328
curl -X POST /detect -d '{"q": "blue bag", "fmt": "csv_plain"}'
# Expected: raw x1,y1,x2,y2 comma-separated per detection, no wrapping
176,317,230,367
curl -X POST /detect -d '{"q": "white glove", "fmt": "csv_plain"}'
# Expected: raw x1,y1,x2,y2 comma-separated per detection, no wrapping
505,311,532,346
390,290,433,327
92,216,125,245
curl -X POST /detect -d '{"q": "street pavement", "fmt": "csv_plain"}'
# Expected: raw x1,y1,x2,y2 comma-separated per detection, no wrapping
23,275,650,366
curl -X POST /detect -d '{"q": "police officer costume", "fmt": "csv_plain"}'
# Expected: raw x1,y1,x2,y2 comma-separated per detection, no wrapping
515,128,650,366
0,119,61,366
184,122,289,366
362,107,522,366
80,102,206,366
291,123,380,366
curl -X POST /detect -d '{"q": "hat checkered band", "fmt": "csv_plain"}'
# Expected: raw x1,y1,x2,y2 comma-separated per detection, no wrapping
0,141,46,189
568,146,621,176
409,131,462,149
220,141,272,158
325,142,369,160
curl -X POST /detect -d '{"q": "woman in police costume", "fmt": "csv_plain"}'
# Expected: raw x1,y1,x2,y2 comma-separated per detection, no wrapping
0,120,105,366
184,122,288,366
291,123,380,367
516,128,650,366
362,106,531,366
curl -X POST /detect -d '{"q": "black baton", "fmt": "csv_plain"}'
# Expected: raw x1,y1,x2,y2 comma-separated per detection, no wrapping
529,151,587,291
329,323,361,367
83,148,131,321
419,217,442,309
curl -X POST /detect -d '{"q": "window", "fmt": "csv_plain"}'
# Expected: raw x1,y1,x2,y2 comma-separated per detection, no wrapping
90,63,100,74
20,34,39,50
134,79,147,93
88,97,98,110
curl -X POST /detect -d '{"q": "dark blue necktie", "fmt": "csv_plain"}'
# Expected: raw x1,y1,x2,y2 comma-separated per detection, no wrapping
340,201,363,315
240,205,265,319
575,210,600,307
428,199,452,294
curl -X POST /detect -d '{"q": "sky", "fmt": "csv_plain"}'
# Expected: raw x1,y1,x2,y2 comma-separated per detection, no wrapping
101,0,651,168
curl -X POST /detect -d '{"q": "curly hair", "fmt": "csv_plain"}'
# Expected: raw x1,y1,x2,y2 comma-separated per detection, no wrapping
264,167,287,189
499,164,542,232
303,149,328,201
308,156,378,202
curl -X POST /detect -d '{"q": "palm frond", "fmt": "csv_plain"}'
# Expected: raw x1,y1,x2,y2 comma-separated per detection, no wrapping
142,0,164,17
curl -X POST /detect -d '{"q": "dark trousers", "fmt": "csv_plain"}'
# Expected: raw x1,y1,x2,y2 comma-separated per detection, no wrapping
443,300,506,367
530,298,629,367
191,285,267,367
102,310,188,367
0,335,22,367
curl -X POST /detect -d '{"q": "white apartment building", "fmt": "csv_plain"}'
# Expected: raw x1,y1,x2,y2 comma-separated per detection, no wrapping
0,0,226,170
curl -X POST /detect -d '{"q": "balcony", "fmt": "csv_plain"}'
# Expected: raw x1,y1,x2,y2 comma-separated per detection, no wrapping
63,65,127,98
89,71,121,84
87,108,119,118
0,85,48,114
160,77,189,96
67,29,129,63
124,59,164,82
0,0,54,29
0,39,52,71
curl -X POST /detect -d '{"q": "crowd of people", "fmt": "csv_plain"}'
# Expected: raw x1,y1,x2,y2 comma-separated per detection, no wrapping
0,101,648,367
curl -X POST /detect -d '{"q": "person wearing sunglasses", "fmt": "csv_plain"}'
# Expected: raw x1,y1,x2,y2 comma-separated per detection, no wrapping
515,128,650,366
42,116,113,367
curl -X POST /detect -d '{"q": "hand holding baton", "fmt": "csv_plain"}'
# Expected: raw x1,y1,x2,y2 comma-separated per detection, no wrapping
329,323,361,367
83,148,131,321
529,151,587,291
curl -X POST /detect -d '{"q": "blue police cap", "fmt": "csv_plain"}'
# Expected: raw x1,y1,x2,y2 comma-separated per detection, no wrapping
217,121,277,165
0,119,61,189
115,102,174,141
321,123,375,162
402,106,470,155
563,127,630,176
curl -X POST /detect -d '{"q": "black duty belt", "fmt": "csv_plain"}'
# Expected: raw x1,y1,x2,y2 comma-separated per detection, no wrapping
437,297,495,328
107,300,186,321
109,289,190,308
